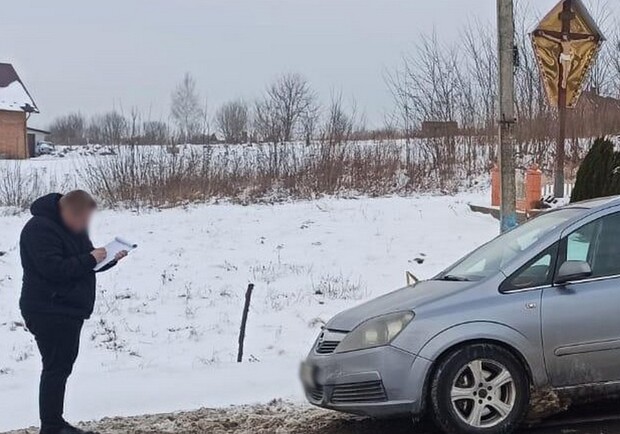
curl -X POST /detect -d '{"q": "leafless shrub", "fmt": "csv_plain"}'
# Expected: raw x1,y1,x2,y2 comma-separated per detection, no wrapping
0,162,54,209
78,138,491,209
313,274,367,301
216,100,249,144
91,318,128,354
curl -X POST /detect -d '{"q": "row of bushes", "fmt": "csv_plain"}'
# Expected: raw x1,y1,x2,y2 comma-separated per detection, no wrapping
0,139,493,209
79,140,491,209
2,136,608,210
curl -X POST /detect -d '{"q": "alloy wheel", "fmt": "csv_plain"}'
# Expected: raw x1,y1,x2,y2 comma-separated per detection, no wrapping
450,359,516,428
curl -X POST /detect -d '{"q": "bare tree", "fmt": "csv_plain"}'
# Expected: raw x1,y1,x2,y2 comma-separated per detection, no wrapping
216,100,249,144
584,0,613,95
386,32,465,133
462,19,498,131
49,113,87,146
514,5,540,123
322,92,356,146
610,25,620,97
263,73,316,142
300,100,321,146
170,73,204,143
253,74,317,175
253,98,283,144
202,97,211,144
253,98,284,175
88,111,128,145
127,107,142,146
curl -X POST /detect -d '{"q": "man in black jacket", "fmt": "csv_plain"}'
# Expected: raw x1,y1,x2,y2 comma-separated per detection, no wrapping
20,191,127,434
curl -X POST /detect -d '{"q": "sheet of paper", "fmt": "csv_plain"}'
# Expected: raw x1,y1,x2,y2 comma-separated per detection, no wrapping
94,236,138,271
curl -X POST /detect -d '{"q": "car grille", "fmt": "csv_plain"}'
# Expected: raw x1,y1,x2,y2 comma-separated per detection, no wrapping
315,340,340,354
331,381,388,404
306,384,324,402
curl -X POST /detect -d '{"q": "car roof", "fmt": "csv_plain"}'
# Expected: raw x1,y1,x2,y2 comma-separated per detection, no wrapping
565,195,620,211
498,196,620,277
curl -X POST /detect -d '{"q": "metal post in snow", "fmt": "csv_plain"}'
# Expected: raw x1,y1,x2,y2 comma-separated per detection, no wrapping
237,283,255,363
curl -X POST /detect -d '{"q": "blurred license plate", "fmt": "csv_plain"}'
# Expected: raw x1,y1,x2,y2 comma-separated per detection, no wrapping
300,362,316,388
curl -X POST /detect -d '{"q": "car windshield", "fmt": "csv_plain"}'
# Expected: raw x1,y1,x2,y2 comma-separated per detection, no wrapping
439,208,585,282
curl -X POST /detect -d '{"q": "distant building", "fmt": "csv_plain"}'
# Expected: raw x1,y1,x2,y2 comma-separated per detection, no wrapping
568,90,620,137
27,127,51,154
420,121,459,138
0,63,39,159
578,90,620,112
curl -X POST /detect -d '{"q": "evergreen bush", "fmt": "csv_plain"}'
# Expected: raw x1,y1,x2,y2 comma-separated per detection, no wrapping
571,138,619,203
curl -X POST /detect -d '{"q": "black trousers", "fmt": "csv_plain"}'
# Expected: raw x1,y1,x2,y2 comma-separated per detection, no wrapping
24,313,84,432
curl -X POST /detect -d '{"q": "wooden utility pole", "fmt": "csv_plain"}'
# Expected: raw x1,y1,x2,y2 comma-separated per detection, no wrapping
555,0,573,198
497,0,517,232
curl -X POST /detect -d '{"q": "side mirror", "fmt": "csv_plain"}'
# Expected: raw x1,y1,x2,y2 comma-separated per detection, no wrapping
406,271,419,286
555,261,592,285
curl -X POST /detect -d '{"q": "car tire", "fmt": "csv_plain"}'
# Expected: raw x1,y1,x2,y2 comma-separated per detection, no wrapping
430,343,530,434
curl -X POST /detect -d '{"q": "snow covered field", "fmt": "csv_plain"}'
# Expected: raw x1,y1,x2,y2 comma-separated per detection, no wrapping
0,192,498,431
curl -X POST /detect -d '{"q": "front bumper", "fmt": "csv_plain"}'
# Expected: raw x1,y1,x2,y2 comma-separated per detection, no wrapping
302,345,432,418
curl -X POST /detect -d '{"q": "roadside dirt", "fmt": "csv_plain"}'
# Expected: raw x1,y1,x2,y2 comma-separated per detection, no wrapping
3,401,415,434
6,399,620,434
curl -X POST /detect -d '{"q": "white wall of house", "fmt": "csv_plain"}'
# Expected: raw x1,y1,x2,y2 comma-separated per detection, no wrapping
27,128,49,144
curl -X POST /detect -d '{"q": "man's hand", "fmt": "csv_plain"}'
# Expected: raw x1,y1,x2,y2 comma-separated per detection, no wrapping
115,250,129,262
91,248,107,264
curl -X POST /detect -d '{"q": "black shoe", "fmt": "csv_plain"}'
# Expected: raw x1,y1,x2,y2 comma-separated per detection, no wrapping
58,424,98,434
40,426,68,434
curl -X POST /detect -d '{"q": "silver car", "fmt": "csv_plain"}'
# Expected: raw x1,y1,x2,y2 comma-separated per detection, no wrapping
302,196,620,434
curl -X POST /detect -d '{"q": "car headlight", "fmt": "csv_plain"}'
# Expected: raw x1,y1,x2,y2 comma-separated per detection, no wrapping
335,311,414,354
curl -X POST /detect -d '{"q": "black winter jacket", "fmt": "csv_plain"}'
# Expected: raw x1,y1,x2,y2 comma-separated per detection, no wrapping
19,193,114,319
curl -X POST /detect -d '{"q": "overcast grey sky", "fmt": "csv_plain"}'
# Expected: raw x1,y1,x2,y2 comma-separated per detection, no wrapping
3,0,613,129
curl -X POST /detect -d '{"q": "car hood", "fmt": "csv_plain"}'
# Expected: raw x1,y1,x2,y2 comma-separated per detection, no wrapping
326,279,475,331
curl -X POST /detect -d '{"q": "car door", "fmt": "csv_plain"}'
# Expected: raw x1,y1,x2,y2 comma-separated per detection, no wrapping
542,210,620,387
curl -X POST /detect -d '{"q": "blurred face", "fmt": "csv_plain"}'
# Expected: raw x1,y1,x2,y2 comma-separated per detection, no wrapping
60,206,95,233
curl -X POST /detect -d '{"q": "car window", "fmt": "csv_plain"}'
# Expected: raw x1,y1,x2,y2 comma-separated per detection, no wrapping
566,221,597,262
501,244,558,291
562,212,620,279
440,208,583,282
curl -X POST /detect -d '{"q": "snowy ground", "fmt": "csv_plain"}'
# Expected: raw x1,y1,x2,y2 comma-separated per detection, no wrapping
0,192,498,432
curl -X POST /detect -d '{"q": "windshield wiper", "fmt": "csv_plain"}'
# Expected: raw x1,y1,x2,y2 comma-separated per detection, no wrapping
440,275,471,282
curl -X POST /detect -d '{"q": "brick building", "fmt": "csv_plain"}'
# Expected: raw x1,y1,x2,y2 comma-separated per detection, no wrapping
0,63,39,159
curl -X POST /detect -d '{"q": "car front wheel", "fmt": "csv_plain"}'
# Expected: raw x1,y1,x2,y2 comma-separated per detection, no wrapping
430,343,530,434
